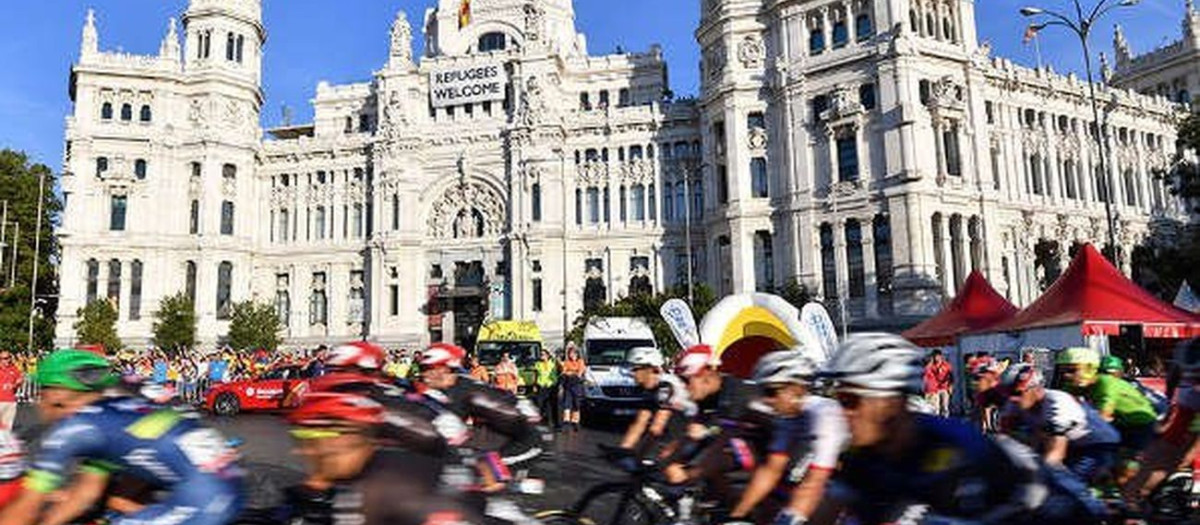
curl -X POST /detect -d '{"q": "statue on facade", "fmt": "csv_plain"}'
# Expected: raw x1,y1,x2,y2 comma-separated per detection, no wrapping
389,10,413,67
518,75,545,127
523,2,544,44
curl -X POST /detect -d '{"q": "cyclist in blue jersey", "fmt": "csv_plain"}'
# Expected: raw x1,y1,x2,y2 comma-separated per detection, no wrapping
821,334,1105,525
0,349,243,525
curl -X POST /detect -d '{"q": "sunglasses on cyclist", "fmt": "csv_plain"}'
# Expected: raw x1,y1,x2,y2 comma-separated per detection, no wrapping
760,385,787,398
834,387,898,408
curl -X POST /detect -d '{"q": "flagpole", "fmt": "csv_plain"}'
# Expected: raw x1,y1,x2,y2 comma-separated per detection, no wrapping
1034,32,1043,69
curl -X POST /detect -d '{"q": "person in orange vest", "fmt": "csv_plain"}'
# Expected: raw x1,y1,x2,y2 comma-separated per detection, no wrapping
494,353,521,394
561,344,586,430
466,356,490,384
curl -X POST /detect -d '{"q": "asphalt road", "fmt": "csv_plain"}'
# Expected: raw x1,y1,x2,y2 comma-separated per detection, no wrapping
13,405,626,513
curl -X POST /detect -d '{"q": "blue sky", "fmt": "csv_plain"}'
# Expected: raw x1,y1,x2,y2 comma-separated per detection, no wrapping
0,0,1186,169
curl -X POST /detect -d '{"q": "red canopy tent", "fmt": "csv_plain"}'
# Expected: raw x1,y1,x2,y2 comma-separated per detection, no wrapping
977,244,1200,339
903,271,1018,347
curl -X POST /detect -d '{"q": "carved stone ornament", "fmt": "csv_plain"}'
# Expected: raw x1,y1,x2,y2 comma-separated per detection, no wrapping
577,161,607,186
188,99,207,127
703,43,726,81
737,34,765,69
523,2,544,43
517,75,545,127
1055,214,1072,239
520,160,544,190
619,158,655,185
748,127,768,150
822,85,863,121
1021,210,1037,231
382,90,407,138
426,180,507,240
926,76,965,112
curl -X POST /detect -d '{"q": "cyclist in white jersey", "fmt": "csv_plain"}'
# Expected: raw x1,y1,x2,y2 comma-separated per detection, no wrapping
999,363,1120,483
727,350,848,525
621,347,696,452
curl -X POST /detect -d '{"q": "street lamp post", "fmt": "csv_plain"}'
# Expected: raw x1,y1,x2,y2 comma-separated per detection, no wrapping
682,161,700,306
1020,0,1138,267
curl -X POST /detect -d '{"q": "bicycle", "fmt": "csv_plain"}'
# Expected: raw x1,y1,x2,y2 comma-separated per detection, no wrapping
535,444,717,525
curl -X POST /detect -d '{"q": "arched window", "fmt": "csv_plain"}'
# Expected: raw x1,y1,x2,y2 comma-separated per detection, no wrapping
315,206,326,240
932,213,946,292
587,187,600,224
820,223,837,299
226,32,236,61
873,215,894,315
632,184,646,221
107,259,122,309
309,272,328,326
222,163,237,180
185,261,197,305
139,105,151,122
86,259,99,304
216,261,233,320
478,32,507,52
236,34,245,63
220,201,235,235
276,288,290,328
925,13,936,37
1124,169,1137,206
968,216,983,271
910,9,919,33
619,186,628,222
603,186,611,223
129,260,143,320
855,13,874,40
120,103,132,121
949,214,965,288
832,18,849,47
648,184,656,221
134,159,147,180
575,189,583,225
845,220,865,298
531,183,542,222
754,230,774,292
392,194,401,230
190,199,200,234
101,103,113,120
809,18,826,54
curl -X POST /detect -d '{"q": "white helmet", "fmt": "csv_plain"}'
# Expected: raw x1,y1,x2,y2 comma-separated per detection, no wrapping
753,350,816,385
824,333,923,394
627,347,665,368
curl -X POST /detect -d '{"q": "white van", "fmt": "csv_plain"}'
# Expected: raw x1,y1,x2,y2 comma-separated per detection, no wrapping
582,317,657,418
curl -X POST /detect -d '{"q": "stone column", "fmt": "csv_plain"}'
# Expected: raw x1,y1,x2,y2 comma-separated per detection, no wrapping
933,119,946,179
832,218,849,323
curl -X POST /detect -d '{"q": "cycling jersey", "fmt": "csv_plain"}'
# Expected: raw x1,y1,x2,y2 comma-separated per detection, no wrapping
424,377,544,469
641,373,697,417
1087,375,1156,429
279,448,484,525
27,396,243,525
767,396,848,486
1003,389,1121,447
833,415,1103,524
1161,380,1200,447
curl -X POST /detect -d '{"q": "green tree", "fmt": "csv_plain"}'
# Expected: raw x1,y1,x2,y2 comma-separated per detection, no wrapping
0,285,53,352
225,301,282,352
73,300,121,352
152,292,196,354
0,150,63,350
1134,111,1200,299
566,283,717,357
777,278,814,311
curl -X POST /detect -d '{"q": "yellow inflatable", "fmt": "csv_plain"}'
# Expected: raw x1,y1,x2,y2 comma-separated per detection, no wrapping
698,293,808,378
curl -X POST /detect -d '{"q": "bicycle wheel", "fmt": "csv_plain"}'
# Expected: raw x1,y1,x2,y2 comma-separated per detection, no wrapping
576,486,659,525
533,510,595,525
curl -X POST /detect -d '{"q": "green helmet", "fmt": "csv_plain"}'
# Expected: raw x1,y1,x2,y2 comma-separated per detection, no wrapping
36,349,118,392
1055,347,1100,367
1100,355,1125,374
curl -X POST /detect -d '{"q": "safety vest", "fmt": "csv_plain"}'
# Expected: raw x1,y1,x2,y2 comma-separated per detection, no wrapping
534,360,558,388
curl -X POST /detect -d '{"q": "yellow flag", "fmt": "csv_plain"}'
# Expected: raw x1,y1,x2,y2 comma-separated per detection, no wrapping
458,0,471,29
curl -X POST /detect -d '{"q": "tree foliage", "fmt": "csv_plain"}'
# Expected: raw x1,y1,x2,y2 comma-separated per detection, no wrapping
152,292,196,354
73,300,121,352
0,285,52,352
0,150,62,350
566,283,717,357
226,301,282,352
1133,112,1200,299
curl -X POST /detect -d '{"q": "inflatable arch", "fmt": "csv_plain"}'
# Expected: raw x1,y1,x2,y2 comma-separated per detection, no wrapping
698,293,809,378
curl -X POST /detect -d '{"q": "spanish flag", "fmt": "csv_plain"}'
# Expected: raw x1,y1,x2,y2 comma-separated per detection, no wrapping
458,0,471,28
1022,23,1041,45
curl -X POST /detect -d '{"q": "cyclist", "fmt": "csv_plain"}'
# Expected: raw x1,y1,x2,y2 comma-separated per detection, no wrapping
619,346,694,452
666,344,772,506
972,360,1007,434
0,349,243,525
281,392,483,525
418,342,545,488
727,350,847,525
1122,338,1200,508
1056,347,1156,452
822,333,1104,524
999,362,1121,484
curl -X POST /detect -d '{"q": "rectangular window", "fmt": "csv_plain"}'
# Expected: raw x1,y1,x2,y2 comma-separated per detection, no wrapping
751,157,769,198
110,195,127,231
129,260,143,321
944,125,962,176
389,284,399,316
216,262,233,320
107,260,122,311
632,185,646,221
279,209,289,244
712,121,726,157
185,261,197,306
717,165,729,204
359,114,370,133
575,189,583,225
96,157,108,177
747,112,766,131
191,161,202,178
811,95,829,122
352,204,364,238
189,200,199,234
315,206,326,240
810,26,826,54
588,188,600,224
985,101,995,124
531,184,542,222
532,278,543,312
859,83,877,110
832,19,849,47
220,201,234,235
310,272,328,326
86,260,99,304
620,186,628,222
837,137,859,182
392,195,401,230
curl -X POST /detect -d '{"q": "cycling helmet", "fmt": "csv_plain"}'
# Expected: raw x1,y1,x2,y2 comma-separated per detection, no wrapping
36,349,118,392
288,393,385,427
674,344,720,378
1099,355,1125,374
326,341,386,370
823,333,923,395
419,343,466,368
1174,339,1200,376
1055,347,1100,368
753,350,816,385
1000,363,1044,393
626,347,665,369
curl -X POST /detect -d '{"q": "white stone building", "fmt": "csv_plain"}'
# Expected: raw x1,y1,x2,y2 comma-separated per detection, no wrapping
56,0,1187,348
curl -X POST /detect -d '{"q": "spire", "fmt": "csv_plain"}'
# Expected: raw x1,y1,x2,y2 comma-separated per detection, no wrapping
80,8,98,58
1113,23,1130,64
159,17,180,60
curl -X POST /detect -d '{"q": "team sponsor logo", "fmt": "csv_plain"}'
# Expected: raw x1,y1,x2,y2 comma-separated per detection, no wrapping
177,429,236,473
123,448,181,482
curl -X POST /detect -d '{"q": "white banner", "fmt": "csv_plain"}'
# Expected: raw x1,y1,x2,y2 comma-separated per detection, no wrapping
429,63,507,108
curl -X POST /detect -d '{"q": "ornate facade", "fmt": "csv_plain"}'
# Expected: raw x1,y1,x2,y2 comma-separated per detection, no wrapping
57,0,1187,348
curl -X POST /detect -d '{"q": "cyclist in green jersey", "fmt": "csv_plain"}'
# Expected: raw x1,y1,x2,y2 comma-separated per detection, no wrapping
1057,348,1157,451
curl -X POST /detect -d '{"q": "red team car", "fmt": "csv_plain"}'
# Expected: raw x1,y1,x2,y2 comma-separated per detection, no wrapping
203,364,320,415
